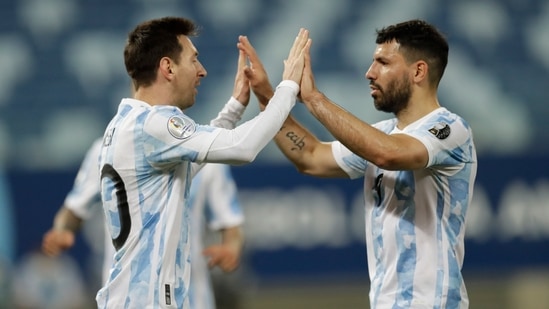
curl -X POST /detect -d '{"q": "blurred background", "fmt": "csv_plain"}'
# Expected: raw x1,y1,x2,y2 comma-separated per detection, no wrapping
1,0,548,308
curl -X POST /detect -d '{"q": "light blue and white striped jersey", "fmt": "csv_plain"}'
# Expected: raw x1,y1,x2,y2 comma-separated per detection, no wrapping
97,80,297,308
188,164,243,309
64,138,103,221
65,139,243,309
333,107,477,309
63,138,114,283
96,99,221,309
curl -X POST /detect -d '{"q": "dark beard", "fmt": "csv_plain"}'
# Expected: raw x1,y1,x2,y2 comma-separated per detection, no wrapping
372,75,412,114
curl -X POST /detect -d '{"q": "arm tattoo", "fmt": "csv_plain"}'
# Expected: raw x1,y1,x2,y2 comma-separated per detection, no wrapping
278,125,306,151
286,131,305,151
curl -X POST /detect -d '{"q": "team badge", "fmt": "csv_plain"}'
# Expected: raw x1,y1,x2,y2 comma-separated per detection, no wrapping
167,116,195,139
428,122,451,139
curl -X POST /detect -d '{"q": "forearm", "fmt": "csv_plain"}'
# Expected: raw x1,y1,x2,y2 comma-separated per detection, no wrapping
221,226,244,252
303,92,391,167
273,97,349,177
274,116,322,171
251,79,322,171
206,81,298,163
210,97,247,129
251,78,324,171
53,207,83,232
253,82,275,112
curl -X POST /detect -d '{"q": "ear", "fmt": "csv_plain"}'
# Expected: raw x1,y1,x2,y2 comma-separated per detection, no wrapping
159,57,174,80
413,61,428,83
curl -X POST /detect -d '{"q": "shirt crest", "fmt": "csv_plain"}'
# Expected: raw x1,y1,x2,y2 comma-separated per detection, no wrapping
428,122,451,139
167,116,195,139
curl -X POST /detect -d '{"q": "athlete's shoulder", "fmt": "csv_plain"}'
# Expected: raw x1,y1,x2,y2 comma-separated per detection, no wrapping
424,107,472,139
144,105,198,140
373,118,398,133
427,107,469,126
88,138,104,156
151,104,186,117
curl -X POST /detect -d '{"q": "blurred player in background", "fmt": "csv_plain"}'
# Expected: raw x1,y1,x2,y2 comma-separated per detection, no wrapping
42,139,107,278
42,137,245,309
244,19,477,308
188,163,244,309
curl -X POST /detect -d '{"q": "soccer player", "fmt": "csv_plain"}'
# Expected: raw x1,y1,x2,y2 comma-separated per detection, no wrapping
42,138,108,280
42,138,245,309
245,19,477,308
96,17,309,308
187,164,244,309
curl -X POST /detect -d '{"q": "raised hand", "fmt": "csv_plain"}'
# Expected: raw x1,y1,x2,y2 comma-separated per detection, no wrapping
282,28,311,84
237,35,274,110
231,49,250,106
299,34,317,103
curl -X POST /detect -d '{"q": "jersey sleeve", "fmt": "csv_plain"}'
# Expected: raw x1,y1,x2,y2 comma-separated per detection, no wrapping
202,164,244,230
142,106,222,167
209,97,246,129
199,80,299,164
403,110,476,171
142,80,299,167
331,141,367,179
64,138,103,219
330,119,397,179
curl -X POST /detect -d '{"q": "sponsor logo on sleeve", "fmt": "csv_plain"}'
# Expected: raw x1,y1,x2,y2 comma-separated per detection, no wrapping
167,116,195,139
428,122,451,139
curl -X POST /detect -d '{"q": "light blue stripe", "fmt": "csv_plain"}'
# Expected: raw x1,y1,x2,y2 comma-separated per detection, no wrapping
434,190,445,309
393,170,416,308
445,249,463,308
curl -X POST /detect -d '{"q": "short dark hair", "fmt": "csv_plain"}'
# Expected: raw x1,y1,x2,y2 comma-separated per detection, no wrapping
124,17,200,89
376,19,449,87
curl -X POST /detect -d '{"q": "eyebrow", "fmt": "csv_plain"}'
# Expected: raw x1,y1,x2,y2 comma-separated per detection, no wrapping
374,55,390,63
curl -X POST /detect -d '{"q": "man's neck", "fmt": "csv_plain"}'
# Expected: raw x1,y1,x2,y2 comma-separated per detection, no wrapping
396,96,440,129
134,87,169,107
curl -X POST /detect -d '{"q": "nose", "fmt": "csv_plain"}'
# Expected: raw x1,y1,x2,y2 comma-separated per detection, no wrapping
199,61,207,78
365,64,375,81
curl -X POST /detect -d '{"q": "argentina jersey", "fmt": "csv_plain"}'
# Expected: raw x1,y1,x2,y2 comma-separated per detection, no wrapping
187,164,244,309
332,107,477,309
63,138,115,284
64,138,103,220
96,98,224,309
